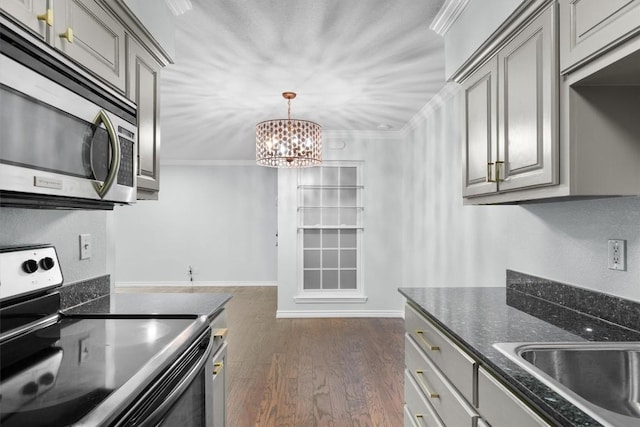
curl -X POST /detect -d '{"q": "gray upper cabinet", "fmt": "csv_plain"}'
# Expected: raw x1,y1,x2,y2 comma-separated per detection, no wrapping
0,0,49,41
462,3,558,201
3,0,172,201
559,0,640,73
497,4,558,192
53,0,126,92
127,35,161,198
462,58,498,197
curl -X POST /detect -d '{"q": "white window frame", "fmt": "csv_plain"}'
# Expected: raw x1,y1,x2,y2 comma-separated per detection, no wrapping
294,161,366,304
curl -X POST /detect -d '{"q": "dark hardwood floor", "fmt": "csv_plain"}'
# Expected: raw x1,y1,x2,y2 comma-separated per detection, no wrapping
117,286,405,426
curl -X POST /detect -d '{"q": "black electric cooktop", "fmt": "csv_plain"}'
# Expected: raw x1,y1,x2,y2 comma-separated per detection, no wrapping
0,316,197,426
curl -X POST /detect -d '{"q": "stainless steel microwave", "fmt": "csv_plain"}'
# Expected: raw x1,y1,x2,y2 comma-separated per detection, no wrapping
0,21,137,209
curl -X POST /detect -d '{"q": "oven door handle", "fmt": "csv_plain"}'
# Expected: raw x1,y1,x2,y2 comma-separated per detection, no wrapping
143,334,213,426
91,110,120,199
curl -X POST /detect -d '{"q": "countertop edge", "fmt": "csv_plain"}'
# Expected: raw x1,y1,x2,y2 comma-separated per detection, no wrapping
62,292,233,323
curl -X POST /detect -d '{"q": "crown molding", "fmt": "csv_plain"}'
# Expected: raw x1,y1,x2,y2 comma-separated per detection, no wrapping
160,159,258,166
323,129,404,141
429,0,471,37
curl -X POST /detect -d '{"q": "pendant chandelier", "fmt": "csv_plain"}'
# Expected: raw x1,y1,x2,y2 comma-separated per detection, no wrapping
256,92,322,168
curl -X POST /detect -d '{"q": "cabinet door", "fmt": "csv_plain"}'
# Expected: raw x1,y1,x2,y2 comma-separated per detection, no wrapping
212,343,227,427
127,35,161,197
462,57,498,197
53,0,126,91
497,5,558,192
478,367,551,427
0,0,48,40
560,0,640,73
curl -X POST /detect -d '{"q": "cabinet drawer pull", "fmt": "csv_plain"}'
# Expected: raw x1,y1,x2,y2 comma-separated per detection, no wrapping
37,9,53,26
415,414,427,426
213,328,228,340
415,370,440,399
59,27,74,43
415,330,439,351
213,361,224,375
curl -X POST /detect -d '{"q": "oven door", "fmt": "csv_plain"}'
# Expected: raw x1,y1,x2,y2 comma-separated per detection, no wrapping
0,51,136,205
115,330,214,427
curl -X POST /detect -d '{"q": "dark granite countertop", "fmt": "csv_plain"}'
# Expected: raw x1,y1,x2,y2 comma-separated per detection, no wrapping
62,293,232,323
398,286,640,427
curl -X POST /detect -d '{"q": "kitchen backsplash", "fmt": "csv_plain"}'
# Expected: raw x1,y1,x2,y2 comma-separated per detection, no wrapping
507,270,640,332
59,275,110,310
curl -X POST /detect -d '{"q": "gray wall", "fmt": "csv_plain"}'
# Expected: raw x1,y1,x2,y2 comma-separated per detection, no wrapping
0,207,109,285
114,164,277,285
401,85,640,302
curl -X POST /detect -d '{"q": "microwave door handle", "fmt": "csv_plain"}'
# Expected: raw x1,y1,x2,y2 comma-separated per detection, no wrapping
91,110,120,198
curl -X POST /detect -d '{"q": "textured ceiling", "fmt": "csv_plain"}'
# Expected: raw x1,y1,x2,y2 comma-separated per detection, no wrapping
160,0,446,161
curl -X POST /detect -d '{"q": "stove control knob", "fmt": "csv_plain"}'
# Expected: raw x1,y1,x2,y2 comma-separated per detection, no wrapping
22,381,38,395
22,259,39,274
40,257,55,271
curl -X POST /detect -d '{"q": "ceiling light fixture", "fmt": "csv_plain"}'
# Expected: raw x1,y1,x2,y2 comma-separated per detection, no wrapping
256,92,322,168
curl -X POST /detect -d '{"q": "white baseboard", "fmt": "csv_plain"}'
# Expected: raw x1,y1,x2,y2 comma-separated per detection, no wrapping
115,281,276,288
276,310,404,318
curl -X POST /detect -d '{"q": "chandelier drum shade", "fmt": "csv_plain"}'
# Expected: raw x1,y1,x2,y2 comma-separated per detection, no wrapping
256,92,322,168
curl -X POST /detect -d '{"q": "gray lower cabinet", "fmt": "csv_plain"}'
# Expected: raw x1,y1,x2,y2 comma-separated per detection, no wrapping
405,303,476,404
126,35,161,199
0,0,48,41
212,342,227,427
210,311,228,427
559,0,640,73
404,303,552,427
404,369,444,427
478,367,550,427
53,0,126,92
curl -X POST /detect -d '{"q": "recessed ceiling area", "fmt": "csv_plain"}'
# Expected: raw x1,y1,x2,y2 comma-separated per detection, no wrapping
160,0,447,161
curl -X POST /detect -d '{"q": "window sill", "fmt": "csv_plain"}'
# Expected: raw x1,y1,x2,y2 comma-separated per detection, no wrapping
294,294,368,304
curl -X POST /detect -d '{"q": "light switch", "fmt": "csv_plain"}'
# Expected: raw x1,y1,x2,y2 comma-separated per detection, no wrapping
79,234,92,260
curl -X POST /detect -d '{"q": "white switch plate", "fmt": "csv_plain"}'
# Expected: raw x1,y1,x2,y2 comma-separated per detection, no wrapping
607,239,626,271
79,234,92,260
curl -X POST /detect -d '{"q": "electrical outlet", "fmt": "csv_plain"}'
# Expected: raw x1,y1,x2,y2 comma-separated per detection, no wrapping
79,234,92,260
79,337,90,363
607,239,626,271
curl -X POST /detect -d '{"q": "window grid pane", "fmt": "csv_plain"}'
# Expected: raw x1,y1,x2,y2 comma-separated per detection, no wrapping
301,165,360,291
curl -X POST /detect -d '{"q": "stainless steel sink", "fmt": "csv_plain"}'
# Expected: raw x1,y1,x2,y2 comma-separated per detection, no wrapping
494,342,640,427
